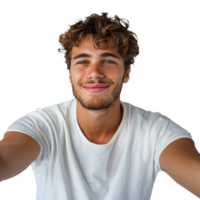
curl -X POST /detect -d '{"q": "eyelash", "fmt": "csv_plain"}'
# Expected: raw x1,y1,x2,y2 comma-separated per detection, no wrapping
77,60,115,65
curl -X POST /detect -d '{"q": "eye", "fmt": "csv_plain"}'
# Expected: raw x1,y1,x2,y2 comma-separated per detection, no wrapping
77,61,86,64
105,60,114,63
77,60,114,64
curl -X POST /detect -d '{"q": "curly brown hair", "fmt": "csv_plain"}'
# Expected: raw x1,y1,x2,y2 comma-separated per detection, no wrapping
58,12,139,72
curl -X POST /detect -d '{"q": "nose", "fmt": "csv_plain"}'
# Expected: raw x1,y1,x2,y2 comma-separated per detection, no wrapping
87,62,105,80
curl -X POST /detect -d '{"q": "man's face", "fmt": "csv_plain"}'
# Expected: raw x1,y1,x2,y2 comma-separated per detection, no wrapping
69,34,130,111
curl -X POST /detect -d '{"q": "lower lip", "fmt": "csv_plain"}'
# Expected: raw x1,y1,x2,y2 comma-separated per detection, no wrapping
84,86,109,93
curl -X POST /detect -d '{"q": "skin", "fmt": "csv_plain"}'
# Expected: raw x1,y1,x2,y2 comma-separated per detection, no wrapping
69,34,130,144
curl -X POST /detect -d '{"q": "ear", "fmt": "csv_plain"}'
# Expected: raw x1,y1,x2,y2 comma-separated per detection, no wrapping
67,71,71,84
123,65,131,83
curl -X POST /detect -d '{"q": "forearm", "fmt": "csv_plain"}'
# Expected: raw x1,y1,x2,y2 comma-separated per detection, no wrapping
0,143,6,182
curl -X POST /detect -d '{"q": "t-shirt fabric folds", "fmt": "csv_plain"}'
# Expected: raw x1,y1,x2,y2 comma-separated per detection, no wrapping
5,99,192,200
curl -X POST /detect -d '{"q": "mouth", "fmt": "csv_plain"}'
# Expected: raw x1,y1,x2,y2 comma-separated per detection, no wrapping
83,84,109,93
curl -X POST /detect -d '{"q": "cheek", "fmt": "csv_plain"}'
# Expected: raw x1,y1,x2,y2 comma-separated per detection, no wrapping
71,70,85,84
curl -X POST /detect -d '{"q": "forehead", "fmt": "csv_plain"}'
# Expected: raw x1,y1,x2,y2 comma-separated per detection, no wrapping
71,34,121,58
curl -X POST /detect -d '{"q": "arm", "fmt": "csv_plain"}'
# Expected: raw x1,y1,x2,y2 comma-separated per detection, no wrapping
0,150,3,183
0,131,41,182
159,138,200,198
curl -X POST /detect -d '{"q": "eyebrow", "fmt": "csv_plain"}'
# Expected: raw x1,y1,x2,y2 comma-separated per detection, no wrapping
72,52,120,60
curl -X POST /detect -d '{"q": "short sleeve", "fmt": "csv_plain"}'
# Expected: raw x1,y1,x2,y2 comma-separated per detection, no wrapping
153,113,193,172
4,111,49,165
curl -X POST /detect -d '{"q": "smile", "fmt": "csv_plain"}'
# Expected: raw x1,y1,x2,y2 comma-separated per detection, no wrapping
84,86,109,93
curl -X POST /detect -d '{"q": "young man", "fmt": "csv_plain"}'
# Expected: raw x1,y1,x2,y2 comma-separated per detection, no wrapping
69,33,126,145
0,28,200,200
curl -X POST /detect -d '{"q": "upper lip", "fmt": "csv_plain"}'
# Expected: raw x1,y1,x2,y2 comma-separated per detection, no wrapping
83,84,109,88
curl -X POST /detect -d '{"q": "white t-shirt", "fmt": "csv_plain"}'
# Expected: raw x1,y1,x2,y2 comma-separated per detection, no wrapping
5,99,192,200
